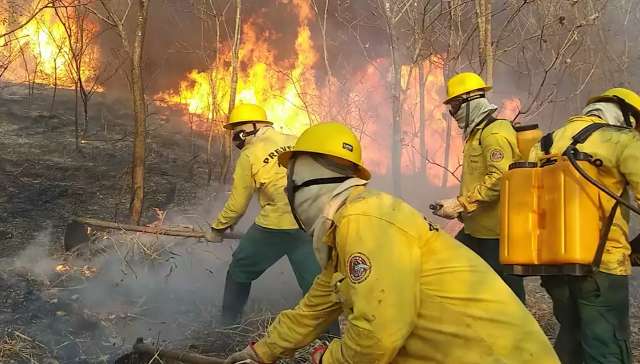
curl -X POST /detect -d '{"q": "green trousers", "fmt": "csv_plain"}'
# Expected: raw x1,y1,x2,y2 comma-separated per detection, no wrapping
541,273,631,364
228,223,320,290
455,230,526,303
222,223,320,324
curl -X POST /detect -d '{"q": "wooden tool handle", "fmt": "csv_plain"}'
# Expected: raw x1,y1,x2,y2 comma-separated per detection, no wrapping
133,341,225,364
72,217,242,240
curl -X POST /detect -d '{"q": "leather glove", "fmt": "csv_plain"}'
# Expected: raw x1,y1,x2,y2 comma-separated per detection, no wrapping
432,198,464,220
204,227,224,243
310,341,328,364
225,343,263,364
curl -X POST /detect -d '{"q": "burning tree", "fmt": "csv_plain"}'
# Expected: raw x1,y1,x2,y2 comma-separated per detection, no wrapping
54,0,112,149
1,1,99,88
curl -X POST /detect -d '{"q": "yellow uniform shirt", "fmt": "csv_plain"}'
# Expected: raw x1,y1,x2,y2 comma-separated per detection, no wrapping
458,119,520,238
254,187,559,363
211,128,298,230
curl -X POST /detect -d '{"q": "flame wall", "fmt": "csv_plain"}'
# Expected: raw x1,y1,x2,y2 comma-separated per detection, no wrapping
157,1,526,188
1,2,100,88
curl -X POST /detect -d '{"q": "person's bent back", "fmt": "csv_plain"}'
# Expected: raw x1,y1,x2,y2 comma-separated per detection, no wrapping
255,187,558,363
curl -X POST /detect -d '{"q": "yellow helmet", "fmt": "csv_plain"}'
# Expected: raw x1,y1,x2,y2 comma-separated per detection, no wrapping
278,122,371,180
444,72,492,104
225,103,272,130
587,88,640,117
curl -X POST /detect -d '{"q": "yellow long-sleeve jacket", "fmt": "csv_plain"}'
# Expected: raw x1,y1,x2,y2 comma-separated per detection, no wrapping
458,119,520,238
529,116,640,275
211,128,298,230
253,187,559,364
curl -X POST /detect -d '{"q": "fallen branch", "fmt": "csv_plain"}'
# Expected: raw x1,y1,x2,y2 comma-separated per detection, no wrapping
71,217,243,239
132,338,225,364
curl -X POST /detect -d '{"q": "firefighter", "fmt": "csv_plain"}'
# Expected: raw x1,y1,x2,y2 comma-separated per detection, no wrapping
206,103,320,325
528,88,640,364
432,72,525,302
224,122,559,364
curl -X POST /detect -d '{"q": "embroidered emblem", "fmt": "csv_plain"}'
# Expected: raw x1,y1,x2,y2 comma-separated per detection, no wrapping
347,253,371,284
489,149,504,162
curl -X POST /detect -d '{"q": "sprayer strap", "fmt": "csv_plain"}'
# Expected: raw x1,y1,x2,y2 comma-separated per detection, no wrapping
570,123,608,146
477,115,499,146
542,122,627,156
592,196,622,270
568,122,628,150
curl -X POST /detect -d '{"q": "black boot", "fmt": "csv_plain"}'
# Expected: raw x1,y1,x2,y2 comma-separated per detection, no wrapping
221,272,251,326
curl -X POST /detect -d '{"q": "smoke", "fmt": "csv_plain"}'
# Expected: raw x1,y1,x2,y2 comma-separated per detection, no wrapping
11,226,59,278
6,187,304,356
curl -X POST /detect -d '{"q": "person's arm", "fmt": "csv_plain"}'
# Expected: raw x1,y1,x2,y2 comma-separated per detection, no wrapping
253,266,342,361
618,134,640,205
211,152,255,230
458,133,515,212
320,215,421,363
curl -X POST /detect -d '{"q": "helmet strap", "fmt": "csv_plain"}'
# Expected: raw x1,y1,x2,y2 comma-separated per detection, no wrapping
464,99,470,133
611,96,637,128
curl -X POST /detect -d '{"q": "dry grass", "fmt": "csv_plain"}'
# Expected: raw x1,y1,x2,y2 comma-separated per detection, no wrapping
178,312,327,364
0,331,49,363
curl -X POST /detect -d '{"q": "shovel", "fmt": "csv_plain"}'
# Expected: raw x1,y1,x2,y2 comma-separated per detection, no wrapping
115,337,226,364
64,217,242,251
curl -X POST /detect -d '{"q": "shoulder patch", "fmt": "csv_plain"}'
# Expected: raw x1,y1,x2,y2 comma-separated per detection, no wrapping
347,253,371,284
489,148,504,162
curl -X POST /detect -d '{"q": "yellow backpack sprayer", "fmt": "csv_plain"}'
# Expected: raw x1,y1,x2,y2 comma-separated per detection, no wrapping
500,123,640,275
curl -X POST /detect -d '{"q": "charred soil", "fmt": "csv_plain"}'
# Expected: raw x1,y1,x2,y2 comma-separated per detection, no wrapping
0,83,222,363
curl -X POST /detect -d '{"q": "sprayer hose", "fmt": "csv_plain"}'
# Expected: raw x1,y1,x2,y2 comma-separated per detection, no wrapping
566,149,640,216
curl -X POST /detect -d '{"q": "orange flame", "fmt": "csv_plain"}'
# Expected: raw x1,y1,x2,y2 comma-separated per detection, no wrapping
159,3,519,187
157,0,317,136
3,2,100,88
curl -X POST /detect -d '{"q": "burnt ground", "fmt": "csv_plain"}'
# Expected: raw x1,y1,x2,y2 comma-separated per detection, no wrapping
0,83,227,363
0,83,638,363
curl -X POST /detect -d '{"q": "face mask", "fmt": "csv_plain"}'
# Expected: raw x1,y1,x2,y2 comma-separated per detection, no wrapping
286,158,351,231
232,123,259,150
612,96,640,128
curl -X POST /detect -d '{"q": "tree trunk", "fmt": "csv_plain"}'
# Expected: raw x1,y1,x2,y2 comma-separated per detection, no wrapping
207,15,221,184
50,55,58,113
442,114,452,188
315,0,332,86
442,0,461,188
74,82,80,151
82,92,89,137
475,0,493,84
484,0,493,85
383,0,402,196
129,0,150,224
418,63,426,176
221,0,242,183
